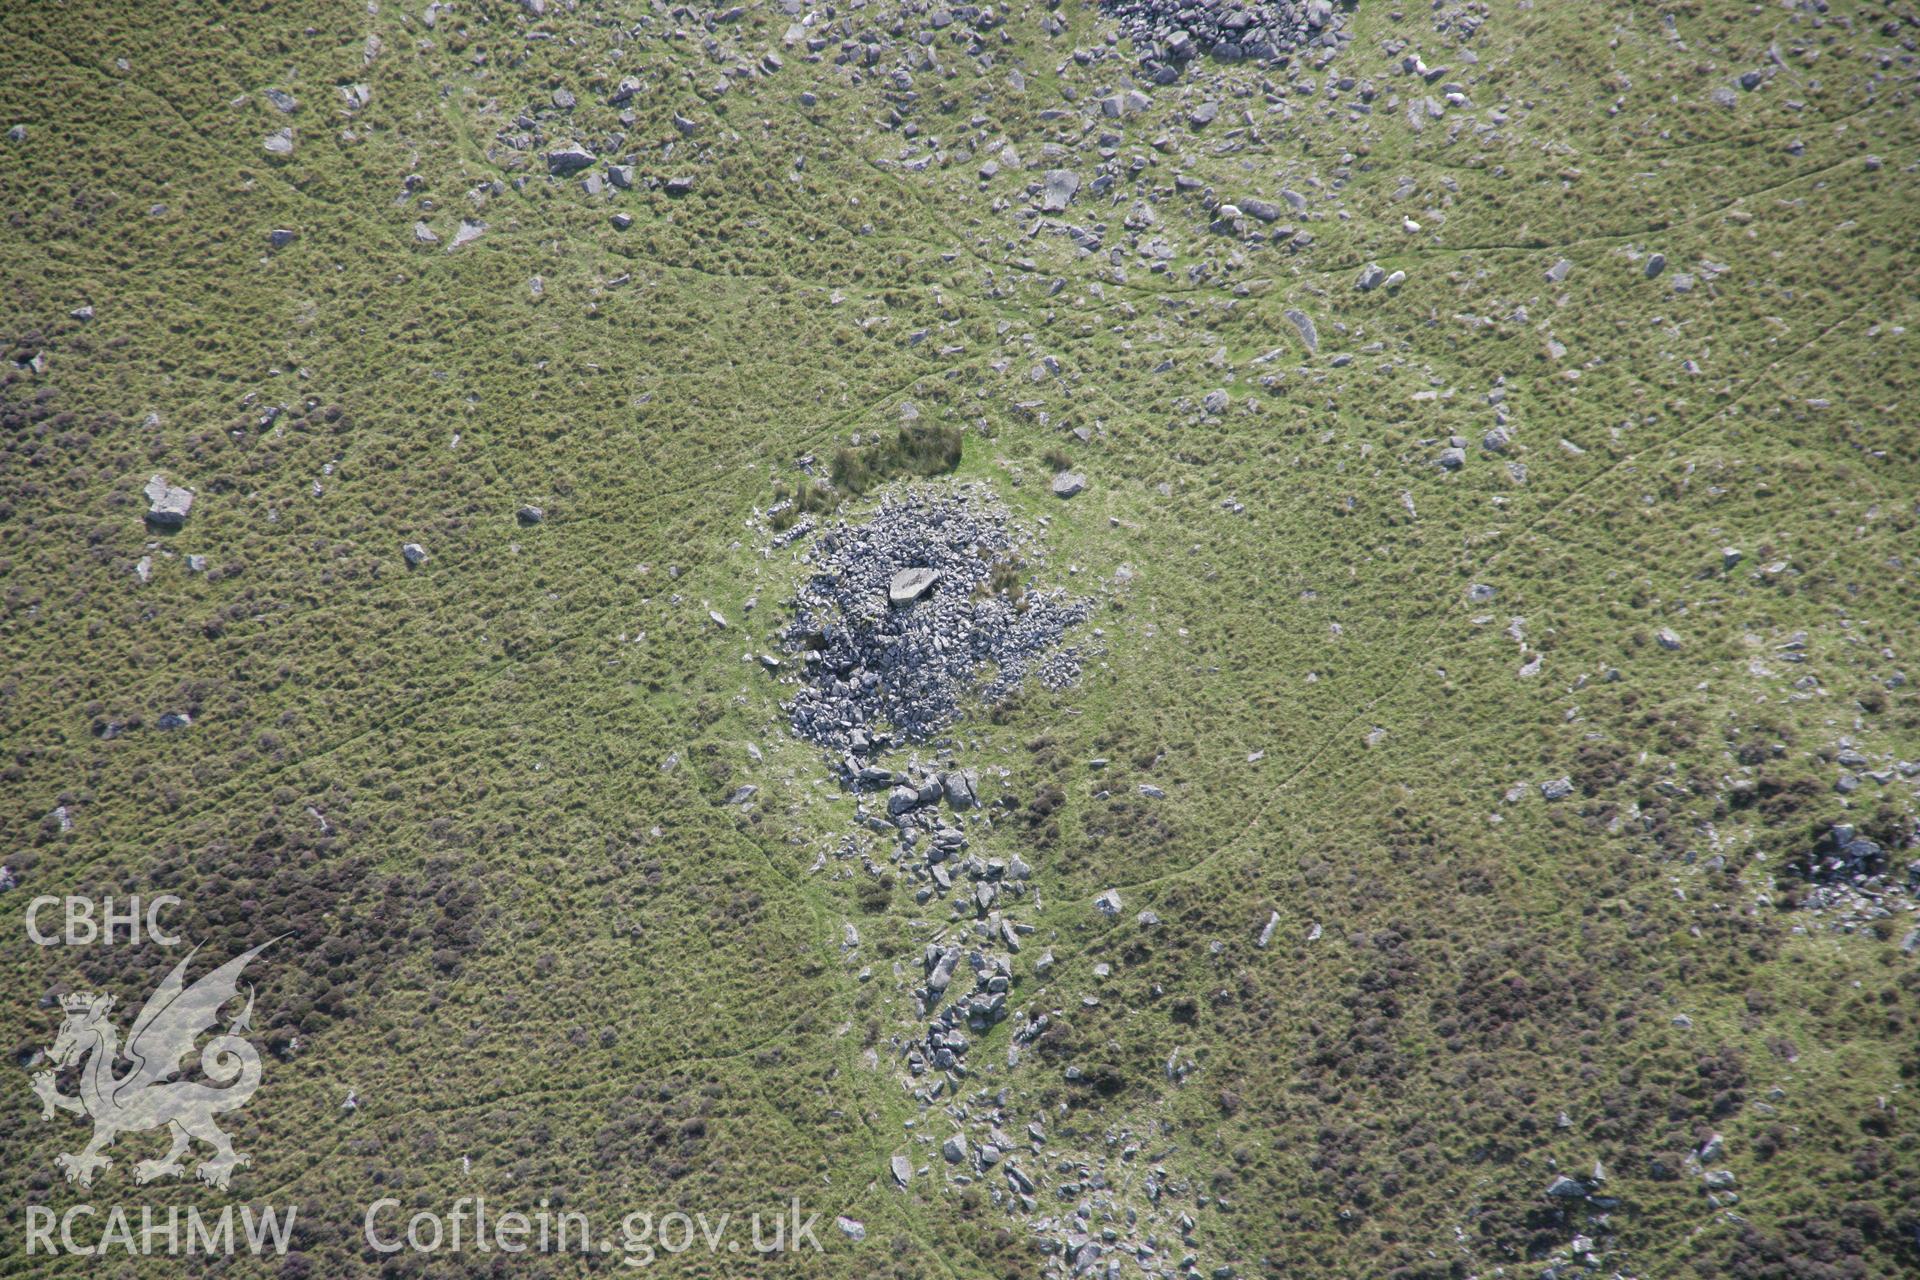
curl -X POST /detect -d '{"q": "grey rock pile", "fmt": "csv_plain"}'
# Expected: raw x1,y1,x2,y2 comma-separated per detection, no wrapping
1796,820,1897,884
1787,818,1918,936
781,488,1092,767
1101,0,1345,80
911,940,1016,1077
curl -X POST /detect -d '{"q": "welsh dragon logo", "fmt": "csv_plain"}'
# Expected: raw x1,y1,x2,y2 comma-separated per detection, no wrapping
31,940,274,1190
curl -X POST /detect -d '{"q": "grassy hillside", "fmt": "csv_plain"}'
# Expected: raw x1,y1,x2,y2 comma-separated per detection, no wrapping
2,0,1916,1276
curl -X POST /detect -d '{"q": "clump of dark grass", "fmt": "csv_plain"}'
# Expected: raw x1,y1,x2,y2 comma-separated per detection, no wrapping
769,423,962,529
831,422,963,495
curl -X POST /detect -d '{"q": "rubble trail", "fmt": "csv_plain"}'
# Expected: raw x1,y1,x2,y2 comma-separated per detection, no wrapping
765,484,1202,1275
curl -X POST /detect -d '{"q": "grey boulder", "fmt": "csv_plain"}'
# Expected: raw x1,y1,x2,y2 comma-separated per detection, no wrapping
546,143,596,175
1039,169,1080,213
943,768,980,809
142,475,194,527
888,566,941,606
1284,308,1318,353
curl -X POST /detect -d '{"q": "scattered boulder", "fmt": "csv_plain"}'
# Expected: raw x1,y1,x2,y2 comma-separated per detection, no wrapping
448,220,485,251
1283,308,1318,353
546,142,596,175
142,475,194,528
1039,169,1080,213
943,769,980,809
1257,911,1279,948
